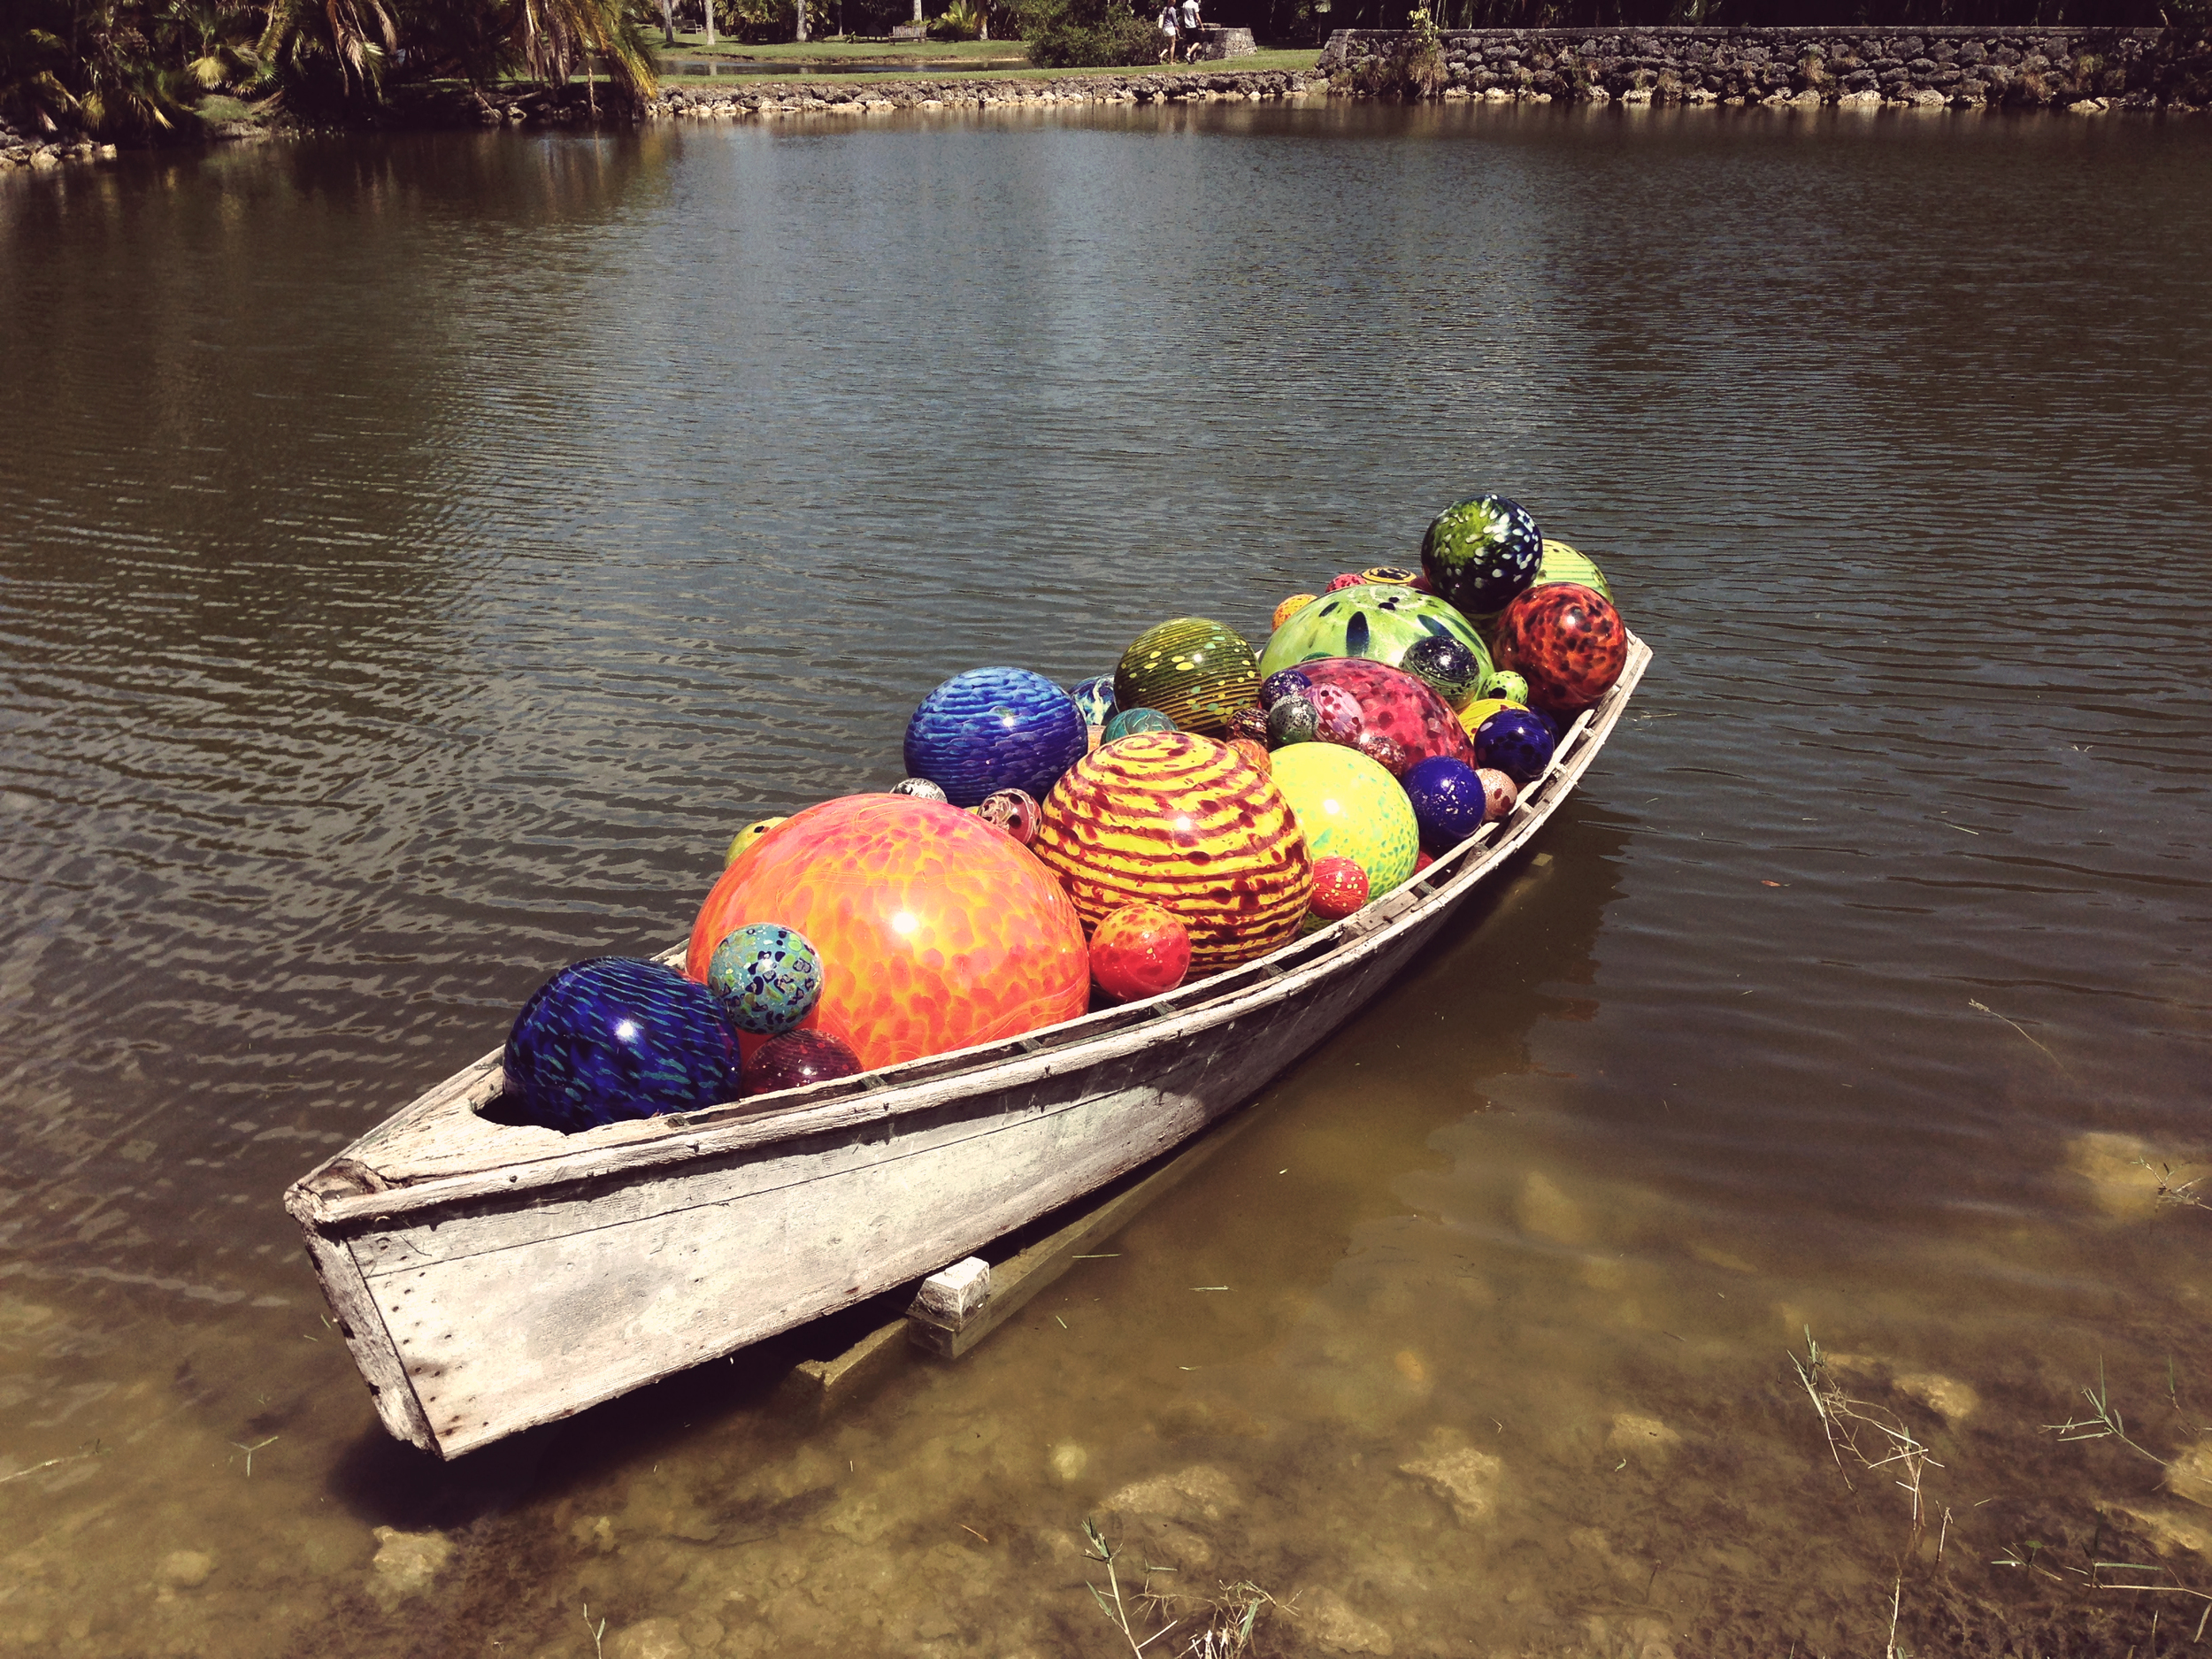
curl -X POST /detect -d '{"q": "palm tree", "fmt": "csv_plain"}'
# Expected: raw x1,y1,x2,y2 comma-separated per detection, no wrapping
508,0,656,112
257,0,396,100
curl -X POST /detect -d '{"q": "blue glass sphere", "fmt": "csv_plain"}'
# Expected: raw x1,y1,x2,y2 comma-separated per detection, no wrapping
706,923,824,1037
1101,706,1177,744
1473,707,1557,786
1402,756,1489,854
1070,675,1119,726
904,668,1089,808
1259,669,1313,710
503,958,740,1133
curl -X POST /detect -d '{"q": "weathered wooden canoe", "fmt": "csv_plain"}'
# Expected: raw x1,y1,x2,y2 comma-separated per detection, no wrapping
287,635,1650,1458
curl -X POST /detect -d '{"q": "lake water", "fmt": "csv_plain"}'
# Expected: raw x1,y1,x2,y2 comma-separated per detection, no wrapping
3,100,2209,1658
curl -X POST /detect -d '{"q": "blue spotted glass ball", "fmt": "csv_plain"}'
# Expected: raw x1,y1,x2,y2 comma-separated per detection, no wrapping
903,668,1088,808
1472,706,1557,786
1402,756,1489,854
1259,668,1314,710
1420,495,1544,618
706,923,824,1037
1102,707,1177,743
1070,675,1119,726
503,958,740,1133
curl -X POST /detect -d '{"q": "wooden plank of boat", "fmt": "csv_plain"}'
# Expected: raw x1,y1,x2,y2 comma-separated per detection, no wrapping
286,635,1650,1459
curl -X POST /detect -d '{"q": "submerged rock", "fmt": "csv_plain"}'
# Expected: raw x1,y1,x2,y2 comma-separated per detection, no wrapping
1101,1463,1238,1523
368,1527,452,1603
1302,1586,1396,1654
1399,1432,1503,1525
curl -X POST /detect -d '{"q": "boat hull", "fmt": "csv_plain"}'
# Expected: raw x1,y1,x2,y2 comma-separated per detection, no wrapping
288,636,1649,1458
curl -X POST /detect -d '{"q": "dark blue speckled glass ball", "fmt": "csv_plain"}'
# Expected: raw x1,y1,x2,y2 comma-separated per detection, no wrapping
904,667,1089,808
503,957,741,1134
1259,669,1313,710
1472,707,1557,787
1402,756,1490,854
1420,495,1545,617
1069,675,1119,726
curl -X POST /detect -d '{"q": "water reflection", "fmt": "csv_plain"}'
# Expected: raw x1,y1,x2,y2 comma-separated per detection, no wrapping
2,101,2208,1656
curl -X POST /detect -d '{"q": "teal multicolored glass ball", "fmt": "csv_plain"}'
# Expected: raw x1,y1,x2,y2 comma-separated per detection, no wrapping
707,923,825,1037
1420,495,1544,617
1102,707,1177,743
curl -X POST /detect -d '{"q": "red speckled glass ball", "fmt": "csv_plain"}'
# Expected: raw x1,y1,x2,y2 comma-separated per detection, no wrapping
1324,572,1367,593
1088,902,1192,1002
1295,657,1476,777
1493,582,1628,715
686,795,1088,1071
1309,856,1371,920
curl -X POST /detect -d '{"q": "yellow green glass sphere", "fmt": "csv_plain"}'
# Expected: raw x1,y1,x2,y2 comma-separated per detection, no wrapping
1113,618,1260,739
1267,742,1419,902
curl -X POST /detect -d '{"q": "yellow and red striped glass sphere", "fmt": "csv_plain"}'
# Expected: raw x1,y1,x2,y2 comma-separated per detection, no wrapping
1031,732,1312,976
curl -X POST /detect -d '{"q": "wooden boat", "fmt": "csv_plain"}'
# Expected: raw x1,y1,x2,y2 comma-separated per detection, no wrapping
287,635,1651,1459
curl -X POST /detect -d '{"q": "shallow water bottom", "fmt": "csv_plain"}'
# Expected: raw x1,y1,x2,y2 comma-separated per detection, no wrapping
6,940,2208,1659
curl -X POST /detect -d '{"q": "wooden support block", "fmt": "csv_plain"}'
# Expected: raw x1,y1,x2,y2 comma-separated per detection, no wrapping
905,1106,1256,1362
772,1317,910,1422
910,1256,991,1332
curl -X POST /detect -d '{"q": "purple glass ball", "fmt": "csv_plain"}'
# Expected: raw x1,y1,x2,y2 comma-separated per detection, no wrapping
1472,707,1557,786
1401,756,1489,854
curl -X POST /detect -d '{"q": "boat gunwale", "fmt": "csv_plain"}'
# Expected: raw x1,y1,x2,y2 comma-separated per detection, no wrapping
288,633,1649,1232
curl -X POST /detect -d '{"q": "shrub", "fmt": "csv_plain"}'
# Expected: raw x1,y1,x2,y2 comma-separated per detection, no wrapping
1025,0,1162,66
1334,4,1445,96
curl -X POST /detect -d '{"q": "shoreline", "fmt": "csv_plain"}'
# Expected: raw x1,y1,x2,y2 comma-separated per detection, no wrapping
5,22,2205,173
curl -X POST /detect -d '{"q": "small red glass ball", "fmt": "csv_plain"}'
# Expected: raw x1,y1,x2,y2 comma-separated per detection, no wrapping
1088,902,1192,1002
1309,856,1371,921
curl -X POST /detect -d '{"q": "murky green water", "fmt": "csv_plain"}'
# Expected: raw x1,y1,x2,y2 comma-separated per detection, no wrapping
3,102,2209,1657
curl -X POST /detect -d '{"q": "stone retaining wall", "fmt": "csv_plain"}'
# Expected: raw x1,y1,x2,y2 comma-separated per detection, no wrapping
1318,25,2211,111
647,65,1322,122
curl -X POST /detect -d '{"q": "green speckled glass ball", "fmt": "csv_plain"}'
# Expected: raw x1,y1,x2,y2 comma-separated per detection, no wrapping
1258,585,1493,688
1534,539,1614,604
1483,669,1532,704
1420,495,1544,617
1113,618,1260,739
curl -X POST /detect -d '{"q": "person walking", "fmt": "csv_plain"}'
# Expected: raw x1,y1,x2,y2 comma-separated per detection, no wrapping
1156,0,1179,61
1179,0,1200,54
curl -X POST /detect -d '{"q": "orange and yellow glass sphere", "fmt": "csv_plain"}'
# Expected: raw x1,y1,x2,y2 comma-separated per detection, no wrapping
1031,732,1312,976
685,794,1088,1071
